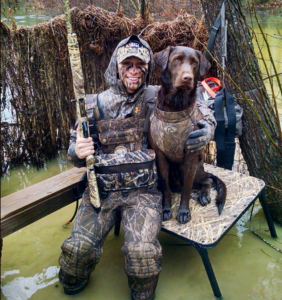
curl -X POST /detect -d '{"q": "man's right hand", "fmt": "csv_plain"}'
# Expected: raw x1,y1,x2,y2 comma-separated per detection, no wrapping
75,126,95,159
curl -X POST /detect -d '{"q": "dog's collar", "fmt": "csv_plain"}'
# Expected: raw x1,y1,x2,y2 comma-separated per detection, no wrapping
154,102,197,123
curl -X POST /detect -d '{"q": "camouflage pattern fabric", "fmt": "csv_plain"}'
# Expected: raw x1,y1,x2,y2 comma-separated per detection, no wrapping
96,116,146,133
93,111,158,192
116,39,151,64
94,149,158,191
59,185,162,300
94,149,155,166
64,0,85,100
96,168,157,191
150,104,203,161
96,115,146,153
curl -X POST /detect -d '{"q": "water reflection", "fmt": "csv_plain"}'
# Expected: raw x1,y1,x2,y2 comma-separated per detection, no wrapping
1,14,50,26
1,266,59,300
235,204,261,248
1,270,20,278
1,4,50,28
1,151,73,197
250,260,282,300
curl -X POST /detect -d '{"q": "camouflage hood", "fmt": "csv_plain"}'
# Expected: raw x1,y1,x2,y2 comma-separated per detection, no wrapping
104,35,155,93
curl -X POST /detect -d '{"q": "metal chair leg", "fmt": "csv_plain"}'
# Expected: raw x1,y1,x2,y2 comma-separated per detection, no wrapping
259,188,277,238
193,243,222,300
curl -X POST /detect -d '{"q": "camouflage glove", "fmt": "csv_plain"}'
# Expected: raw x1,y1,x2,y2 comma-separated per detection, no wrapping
186,119,213,152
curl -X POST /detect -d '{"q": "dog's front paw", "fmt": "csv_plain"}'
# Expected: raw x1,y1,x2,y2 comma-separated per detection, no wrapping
177,209,191,224
163,208,172,221
199,195,211,206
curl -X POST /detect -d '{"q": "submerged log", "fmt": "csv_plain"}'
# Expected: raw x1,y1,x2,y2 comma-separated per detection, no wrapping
200,0,282,225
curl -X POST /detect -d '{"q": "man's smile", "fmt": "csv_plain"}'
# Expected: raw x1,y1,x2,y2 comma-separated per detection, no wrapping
127,77,140,82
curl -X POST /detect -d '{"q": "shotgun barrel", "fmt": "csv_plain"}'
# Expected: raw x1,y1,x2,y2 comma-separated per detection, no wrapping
64,0,101,212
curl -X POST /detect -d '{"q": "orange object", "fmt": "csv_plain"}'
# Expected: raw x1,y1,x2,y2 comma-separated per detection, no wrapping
201,77,221,98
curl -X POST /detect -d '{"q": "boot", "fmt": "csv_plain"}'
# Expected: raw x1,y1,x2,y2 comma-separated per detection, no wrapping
129,275,158,300
59,269,89,295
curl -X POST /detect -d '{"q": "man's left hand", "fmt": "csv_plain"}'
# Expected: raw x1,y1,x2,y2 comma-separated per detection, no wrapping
186,119,213,152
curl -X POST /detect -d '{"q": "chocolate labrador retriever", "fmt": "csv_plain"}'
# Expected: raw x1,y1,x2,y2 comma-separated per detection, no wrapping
149,46,226,224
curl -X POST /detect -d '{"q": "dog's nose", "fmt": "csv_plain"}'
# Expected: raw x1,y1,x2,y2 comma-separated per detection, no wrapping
182,73,193,82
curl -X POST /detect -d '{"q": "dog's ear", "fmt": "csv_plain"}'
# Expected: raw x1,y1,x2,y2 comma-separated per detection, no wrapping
154,46,172,71
196,50,211,77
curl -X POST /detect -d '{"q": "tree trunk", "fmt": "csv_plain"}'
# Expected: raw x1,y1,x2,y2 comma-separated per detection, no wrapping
140,0,146,18
199,0,282,224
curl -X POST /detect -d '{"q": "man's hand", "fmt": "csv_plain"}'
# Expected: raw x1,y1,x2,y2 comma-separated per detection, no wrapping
186,119,213,152
75,126,95,159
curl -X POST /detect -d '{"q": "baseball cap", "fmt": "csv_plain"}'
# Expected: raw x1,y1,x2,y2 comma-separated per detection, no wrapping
117,39,150,64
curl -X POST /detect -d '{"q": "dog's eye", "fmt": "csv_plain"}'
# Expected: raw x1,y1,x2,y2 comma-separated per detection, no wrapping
174,57,180,62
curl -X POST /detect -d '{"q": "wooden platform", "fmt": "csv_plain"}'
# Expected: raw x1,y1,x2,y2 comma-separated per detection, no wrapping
1,167,86,238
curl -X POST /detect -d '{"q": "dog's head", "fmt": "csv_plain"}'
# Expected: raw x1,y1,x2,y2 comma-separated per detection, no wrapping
154,46,210,93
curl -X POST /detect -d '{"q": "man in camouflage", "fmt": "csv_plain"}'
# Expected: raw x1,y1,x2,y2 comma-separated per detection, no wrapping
59,35,216,300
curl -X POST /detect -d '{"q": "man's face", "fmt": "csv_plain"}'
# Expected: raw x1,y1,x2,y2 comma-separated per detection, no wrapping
117,57,149,93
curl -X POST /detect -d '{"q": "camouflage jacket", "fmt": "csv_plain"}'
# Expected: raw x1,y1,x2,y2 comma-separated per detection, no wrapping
67,36,216,168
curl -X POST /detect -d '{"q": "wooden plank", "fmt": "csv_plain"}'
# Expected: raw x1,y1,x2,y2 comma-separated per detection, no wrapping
1,188,77,238
1,167,86,238
1,167,85,219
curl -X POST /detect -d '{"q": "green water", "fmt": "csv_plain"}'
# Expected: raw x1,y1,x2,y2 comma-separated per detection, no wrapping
1,201,282,300
0,151,73,198
250,10,282,117
1,7,282,300
1,3,50,27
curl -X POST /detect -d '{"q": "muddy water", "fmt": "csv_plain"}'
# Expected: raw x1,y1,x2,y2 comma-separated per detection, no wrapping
1,7,282,300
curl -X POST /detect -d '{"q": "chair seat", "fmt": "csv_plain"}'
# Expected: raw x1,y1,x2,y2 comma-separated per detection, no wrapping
162,164,265,247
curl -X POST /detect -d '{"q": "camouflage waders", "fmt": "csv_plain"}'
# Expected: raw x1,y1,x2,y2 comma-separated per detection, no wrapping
59,184,162,300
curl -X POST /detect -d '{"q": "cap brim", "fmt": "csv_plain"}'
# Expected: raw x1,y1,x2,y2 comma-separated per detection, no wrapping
117,53,150,64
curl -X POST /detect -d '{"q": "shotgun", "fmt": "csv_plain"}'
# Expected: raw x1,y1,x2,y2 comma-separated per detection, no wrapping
64,0,101,212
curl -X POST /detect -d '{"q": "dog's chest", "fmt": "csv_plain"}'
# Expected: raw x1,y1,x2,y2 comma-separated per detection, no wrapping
150,106,203,161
